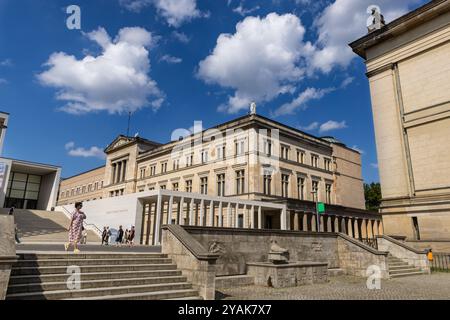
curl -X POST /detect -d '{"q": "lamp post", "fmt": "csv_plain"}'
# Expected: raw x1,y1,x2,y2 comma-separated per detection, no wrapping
311,190,320,232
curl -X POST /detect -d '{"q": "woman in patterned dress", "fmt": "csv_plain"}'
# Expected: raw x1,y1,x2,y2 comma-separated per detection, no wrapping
64,202,86,254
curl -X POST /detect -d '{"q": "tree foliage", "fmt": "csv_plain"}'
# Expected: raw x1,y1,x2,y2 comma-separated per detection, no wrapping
364,182,382,211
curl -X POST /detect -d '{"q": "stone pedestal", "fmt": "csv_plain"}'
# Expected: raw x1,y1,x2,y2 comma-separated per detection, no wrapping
247,261,328,288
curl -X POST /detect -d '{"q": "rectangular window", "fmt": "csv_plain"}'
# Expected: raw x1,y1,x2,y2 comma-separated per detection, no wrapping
217,174,225,196
161,162,167,173
324,158,332,171
201,150,208,164
200,177,208,195
297,150,305,164
325,183,332,204
216,145,225,160
297,177,305,200
186,154,193,167
282,174,289,198
311,155,319,168
264,140,272,156
173,159,180,170
235,140,245,156
263,172,272,195
236,170,245,195
312,180,319,201
139,167,146,179
185,180,193,193
281,145,289,160
172,182,179,191
150,165,156,176
160,185,167,190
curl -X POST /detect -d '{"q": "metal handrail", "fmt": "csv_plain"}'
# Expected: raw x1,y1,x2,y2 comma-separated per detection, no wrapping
59,206,103,237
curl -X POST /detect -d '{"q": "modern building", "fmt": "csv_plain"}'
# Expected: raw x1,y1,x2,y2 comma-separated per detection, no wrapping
57,110,382,244
350,0,450,247
0,112,61,211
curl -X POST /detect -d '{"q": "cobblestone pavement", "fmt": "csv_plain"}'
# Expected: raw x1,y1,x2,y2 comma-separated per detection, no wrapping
217,273,450,300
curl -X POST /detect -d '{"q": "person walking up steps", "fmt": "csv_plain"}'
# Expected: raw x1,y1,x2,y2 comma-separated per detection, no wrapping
116,225,124,246
64,202,86,254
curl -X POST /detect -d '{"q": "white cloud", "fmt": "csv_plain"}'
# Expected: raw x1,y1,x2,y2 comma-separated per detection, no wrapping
198,13,313,114
274,87,333,116
351,145,365,154
160,54,182,64
38,27,164,115
299,122,319,131
370,163,379,169
65,142,106,159
119,0,204,27
319,120,347,133
0,59,12,67
310,0,421,73
232,2,260,16
172,31,191,43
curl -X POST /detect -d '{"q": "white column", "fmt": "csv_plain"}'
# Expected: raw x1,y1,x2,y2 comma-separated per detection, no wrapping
167,196,173,225
258,206,262,229
178,197,184,225
154,193,162,245
209,201,214,227
189,198,194,225
227,203,232,228
199,199,205,226
243,205,248,228
218,202,223,227
235,203,240,228
281,207,287,230
250,205,255,229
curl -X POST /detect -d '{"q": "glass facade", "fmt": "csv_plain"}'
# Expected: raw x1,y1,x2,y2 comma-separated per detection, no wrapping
5,172,41,209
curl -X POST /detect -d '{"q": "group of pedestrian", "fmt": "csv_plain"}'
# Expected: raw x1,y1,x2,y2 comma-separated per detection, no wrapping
104,225,135,246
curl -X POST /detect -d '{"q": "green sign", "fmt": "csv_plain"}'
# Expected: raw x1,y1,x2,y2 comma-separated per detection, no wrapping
317,202,325,214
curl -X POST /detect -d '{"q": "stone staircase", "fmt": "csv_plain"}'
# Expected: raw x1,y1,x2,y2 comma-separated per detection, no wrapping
388,255,426,278
5,209,99,243
6,252,202,300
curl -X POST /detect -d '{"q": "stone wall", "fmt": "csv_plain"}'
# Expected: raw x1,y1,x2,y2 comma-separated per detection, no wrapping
0,215,17,300
377,235,430,273
161,225,218,300
184,227,341,276
337,233,389,278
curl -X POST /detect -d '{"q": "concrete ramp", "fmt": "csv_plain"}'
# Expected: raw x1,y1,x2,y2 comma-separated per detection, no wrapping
0,209,100,243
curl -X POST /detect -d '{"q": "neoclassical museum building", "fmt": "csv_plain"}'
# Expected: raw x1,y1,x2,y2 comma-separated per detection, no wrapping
56,110,382,245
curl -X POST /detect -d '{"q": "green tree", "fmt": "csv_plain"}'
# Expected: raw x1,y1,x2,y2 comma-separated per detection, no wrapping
364,182,382,211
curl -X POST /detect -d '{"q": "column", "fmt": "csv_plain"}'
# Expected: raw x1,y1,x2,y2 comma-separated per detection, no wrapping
367,220,374,239
302,213,308,231
154,193,162,245
166,196,173,225
209,201,214,227
311,213,317,232
122,160,127,182
258,206,262,229
353,218,360,239
377,220,384,235
327,216,332,233
319,215,325,232
281,207,288,230
360,219,368,239
178,197,184,225
293,211,299,231
347,218,352,236
227,203,232,228
199,199,204,226
218,202,223,227
250,205,255,229
235,203,239,228
112,164,117,184
189,198,194,225
117,162,122,184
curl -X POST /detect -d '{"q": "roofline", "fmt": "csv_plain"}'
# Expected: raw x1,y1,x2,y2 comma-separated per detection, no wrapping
104,134,162,154
61,165,105,181
349,0,449,59
0,157,61,169
0,111,10,115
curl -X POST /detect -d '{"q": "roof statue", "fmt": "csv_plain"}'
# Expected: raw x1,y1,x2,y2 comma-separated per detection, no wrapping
250,102,257,115
367,5,386,33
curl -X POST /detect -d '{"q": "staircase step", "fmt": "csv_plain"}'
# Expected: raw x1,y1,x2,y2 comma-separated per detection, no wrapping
6,282,193,300
11,263,178,276
389,264,412,270
15,257,172,267
67,289,200,300
390,271,426,278
9,269,182,285
389,268,422,275
7,276,188,294
17,253,167,260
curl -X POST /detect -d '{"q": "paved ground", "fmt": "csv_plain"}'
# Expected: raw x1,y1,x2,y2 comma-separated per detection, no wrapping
217,273,450,300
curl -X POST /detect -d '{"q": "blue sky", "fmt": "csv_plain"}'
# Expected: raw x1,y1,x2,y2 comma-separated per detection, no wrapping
0,0,426,181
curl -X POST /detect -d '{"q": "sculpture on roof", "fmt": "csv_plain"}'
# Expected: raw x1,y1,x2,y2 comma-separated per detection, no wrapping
367,5,386,33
